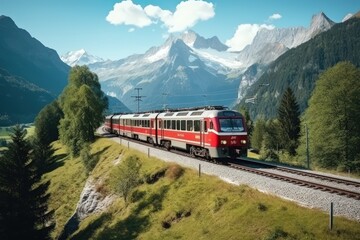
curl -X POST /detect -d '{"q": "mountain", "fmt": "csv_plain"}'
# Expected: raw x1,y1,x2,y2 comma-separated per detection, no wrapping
0,15,69,95
0,15,70,124
181,30,228,51
61,49,105,67
0,68,54,125
89,32,241,112
107,95,131,113
235,12,335,103
237,17,360,120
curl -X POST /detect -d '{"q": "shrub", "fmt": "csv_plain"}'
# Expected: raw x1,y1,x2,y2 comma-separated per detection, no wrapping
165,164,184,180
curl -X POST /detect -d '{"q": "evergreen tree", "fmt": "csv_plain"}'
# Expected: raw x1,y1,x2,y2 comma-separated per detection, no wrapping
34,100,63,146
0,126,54,240
59,66,108,156
277,87,300,155
301,62,360,171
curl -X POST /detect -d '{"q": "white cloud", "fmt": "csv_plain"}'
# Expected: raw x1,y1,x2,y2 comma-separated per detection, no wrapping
269,13,282,20
128,28,135,32
342,13,353,22
106,0,215,33
226,24,274,52
163,0,215,32
106,0,152,27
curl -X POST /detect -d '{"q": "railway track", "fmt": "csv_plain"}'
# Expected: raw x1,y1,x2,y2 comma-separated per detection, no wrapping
237,158,360,188
228,162,360,200
101,130,360,201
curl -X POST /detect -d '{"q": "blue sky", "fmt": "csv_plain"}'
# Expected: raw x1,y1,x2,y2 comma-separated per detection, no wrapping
1,0,359,60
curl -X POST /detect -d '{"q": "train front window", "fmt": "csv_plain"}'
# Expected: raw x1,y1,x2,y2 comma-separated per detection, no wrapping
219,118,244,132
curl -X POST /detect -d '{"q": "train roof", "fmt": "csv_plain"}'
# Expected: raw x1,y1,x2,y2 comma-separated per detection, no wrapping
107,106,242,119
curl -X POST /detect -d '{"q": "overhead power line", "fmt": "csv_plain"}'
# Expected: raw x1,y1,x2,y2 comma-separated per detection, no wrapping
131,87,146,113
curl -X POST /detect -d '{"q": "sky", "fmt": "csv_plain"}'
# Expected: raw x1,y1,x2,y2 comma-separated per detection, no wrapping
1,0,359,60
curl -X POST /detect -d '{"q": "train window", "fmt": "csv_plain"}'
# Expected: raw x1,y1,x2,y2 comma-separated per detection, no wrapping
158,120,162,128
187,120,193,131
194,120,200,132
172,120,176,130
210,121,213,129
166,120,171,129
177,120,180,130
191,111,203,116
204,121,207,132
219,118,244,132
181,120,186,130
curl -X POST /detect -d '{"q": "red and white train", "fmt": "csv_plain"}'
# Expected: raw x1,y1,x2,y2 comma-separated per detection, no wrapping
104,106,248,160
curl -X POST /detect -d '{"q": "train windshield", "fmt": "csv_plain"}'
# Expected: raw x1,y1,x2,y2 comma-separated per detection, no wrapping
219,118,244,132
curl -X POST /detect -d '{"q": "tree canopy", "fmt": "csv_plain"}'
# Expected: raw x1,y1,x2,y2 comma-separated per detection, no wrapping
59,66,108,156
300,62,360,171
34,100,63,146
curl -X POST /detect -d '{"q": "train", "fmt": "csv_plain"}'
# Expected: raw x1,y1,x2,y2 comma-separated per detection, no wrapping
104,106,248,160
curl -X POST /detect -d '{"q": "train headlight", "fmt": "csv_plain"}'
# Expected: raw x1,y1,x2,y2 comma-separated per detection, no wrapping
221,140,227,145
241,140,247,144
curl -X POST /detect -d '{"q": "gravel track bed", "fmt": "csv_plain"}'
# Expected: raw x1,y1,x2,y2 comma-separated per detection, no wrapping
259,168,360,194
109,136,360,222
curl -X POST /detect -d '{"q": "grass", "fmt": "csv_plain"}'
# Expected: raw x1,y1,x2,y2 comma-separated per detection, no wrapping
47,138,360,240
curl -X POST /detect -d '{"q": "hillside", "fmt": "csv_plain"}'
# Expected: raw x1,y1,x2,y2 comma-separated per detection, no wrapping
237,17,360,119
46,138,360,239
0,15,70,125
0,16,69,95
0,68,54,125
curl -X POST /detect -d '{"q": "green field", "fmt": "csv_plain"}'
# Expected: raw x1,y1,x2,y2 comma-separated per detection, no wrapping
46,138,360,240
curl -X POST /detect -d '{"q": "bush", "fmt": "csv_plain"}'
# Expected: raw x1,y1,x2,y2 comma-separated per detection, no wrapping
165,164,184,180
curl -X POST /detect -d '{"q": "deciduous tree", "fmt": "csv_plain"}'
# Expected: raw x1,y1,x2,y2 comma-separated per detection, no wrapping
59,66,108,156
300,62,360,171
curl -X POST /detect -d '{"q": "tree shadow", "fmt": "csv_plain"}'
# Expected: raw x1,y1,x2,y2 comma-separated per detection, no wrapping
93,185,170,240
46,153,67,172
69,213,112,240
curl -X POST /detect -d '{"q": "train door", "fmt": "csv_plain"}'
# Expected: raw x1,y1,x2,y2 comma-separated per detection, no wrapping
200,119,208,148
159,119,164,141
150,119,154,138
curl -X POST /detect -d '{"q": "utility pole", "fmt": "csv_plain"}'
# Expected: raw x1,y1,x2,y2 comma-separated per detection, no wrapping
131,88,145,113
305,123,310,169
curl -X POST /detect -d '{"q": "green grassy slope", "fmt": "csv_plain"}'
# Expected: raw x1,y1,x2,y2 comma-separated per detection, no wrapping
47,138,360,240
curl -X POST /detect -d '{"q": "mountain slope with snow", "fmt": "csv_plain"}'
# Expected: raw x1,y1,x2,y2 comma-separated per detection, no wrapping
89,36,240,111
84,12,336,112
61,49,104,66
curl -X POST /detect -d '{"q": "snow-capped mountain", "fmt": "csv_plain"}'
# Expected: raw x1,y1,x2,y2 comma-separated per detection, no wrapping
89,33,242,112
86,12,335,112
61,49,104,66
235,12,335,103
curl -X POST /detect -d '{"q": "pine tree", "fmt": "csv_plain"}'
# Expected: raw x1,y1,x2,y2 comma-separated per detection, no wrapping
277,87,300,155
0,126,55,240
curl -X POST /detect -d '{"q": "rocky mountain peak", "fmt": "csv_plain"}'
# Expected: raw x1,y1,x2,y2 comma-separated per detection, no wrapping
309,12,335,34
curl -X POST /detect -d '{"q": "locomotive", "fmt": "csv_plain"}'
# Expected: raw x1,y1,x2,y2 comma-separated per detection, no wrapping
104,106,248,160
